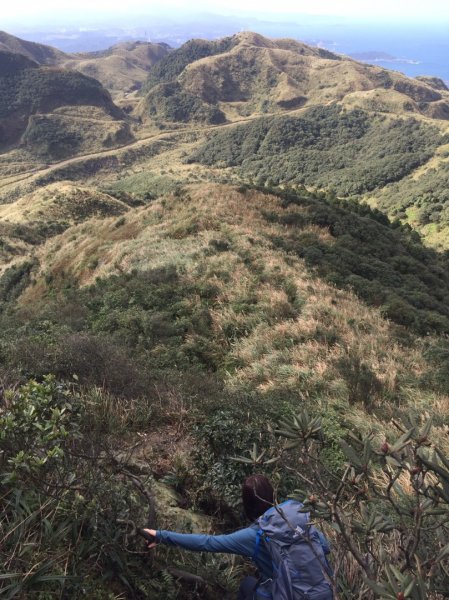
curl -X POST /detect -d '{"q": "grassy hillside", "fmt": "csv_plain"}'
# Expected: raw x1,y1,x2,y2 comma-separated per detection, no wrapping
0,183,446,407
63,41,171,96
0,181,129,229
3,29,449,599
1,183,449,597
140,31,449,124
142,36,239,92
0,30,67,64
365,158,449,249
0,182,131,272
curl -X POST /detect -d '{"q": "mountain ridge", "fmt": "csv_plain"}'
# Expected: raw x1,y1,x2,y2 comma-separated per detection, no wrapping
2,28,449,599
0,30,68,64
0,48,132,158
139,31,449,124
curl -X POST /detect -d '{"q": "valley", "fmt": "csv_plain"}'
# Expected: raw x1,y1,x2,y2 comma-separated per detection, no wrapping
1,27,449,600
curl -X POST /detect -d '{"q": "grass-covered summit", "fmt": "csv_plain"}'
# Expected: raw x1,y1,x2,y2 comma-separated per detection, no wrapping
62,40,171,96
0,30,67,65
139,31,449,124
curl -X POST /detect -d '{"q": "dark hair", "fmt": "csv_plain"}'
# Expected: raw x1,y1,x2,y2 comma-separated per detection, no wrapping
242,474,274,521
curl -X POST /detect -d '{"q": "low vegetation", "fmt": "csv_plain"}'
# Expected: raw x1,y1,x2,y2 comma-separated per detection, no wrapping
143,81,226,124
142,37,238,92
190,105,446,195
2,27,449,600
368,161,449,248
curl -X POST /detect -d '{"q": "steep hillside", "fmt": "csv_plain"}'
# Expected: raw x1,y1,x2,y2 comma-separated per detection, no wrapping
3,182,449,339
0,49,132,159
3,29,449,599
139,31,449,124
1,180,449,596
0,182,130,271
0,30,67,64
2,182,449,485
62,41,171,96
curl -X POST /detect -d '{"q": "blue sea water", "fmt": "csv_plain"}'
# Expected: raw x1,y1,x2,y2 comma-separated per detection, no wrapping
251,19,449,84
336,31,449,84
15,15,449,84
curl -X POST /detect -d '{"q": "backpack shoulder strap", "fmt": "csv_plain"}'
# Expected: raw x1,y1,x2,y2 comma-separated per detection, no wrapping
252,528,264,561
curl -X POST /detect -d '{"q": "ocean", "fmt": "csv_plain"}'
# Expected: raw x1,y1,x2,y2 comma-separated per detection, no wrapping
250,19,449,84
14,15,449,84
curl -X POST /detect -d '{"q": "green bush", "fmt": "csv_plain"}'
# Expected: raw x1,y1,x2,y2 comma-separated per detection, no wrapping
0,260,36,304
143,37,238,92
0,377,154,598
337,354,382,410
189,105,444,194
145,82,226,124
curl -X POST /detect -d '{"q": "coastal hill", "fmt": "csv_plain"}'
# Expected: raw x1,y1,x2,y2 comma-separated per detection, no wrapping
139,31,449,124
0,31,170,98
0,30,67,64
2,29,449,598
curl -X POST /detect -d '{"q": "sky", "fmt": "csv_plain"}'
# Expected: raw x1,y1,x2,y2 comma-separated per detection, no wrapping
2,0,449,22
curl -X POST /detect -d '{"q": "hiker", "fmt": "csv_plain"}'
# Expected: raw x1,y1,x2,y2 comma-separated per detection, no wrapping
143,474,334,599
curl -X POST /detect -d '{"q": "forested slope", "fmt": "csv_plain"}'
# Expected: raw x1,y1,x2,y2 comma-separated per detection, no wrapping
190,105,447,194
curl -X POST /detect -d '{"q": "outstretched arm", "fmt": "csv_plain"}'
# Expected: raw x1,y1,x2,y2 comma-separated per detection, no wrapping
143,527,256,556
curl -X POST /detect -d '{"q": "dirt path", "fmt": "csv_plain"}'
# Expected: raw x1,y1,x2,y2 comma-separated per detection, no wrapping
0,104,317,195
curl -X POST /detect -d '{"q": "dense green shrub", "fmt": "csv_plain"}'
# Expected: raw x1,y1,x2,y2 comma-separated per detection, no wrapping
0,377,155,598
5,332,150,397
145,82,226,124
372,162,449,231
21,116,83,159
260,185,449,335
189,395,294,517
0,260,36,304
337,354,382,410
190,105,445,194
83,266,225,371
0,66,119,119
143,37,238,92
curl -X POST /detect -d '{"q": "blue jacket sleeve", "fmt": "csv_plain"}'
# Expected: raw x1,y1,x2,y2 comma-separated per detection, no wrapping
156,527,256,557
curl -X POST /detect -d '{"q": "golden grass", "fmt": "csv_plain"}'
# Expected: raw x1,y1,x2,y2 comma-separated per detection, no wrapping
14,183,449,440
177,32,449,121
61,42,169,97
0,181,128,225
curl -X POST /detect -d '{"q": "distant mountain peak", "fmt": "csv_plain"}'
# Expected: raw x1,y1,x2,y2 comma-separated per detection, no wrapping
0,30,68,64
140,31,449,125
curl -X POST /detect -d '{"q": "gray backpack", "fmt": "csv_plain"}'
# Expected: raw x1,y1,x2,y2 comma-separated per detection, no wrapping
253,500,333,600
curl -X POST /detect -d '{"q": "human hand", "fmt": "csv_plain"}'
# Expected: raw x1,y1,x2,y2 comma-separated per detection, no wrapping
137,528,158,549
